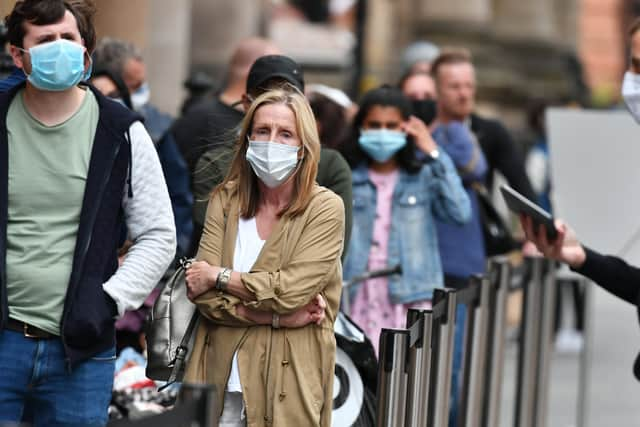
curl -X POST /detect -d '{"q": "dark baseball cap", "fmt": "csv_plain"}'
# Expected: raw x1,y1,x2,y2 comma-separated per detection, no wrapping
246,55,305,94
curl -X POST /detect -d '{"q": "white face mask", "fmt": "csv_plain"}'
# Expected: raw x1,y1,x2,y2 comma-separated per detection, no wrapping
131,82,150,111
622,71,640,123
246,140,301,188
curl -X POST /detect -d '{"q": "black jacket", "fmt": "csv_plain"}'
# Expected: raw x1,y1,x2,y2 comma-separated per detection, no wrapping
0,83,141,368
470,113,536,200
573,247,640,380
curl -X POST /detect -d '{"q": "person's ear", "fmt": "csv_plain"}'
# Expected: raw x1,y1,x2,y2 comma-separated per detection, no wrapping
9,45,26,69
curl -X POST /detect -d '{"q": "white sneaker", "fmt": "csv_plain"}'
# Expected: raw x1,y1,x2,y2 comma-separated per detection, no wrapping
555,329,584,354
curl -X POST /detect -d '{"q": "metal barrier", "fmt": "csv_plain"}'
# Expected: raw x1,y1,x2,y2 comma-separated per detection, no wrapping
404,309,433,427
482,256,511,427
427,288,457,427
457,274,490,427
514,257,557,427
374,255,565,427
376,329,409,427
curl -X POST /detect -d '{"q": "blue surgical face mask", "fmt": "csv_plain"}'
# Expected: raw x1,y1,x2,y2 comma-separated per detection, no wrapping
131,82,150,111
246,140,301,188
21,39,88,91
358,129,408,163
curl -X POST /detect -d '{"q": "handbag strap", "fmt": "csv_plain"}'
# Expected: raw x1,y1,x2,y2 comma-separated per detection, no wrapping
158,310,200,391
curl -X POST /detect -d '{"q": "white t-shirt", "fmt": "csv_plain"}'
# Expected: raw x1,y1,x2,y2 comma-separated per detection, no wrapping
227,216,265,392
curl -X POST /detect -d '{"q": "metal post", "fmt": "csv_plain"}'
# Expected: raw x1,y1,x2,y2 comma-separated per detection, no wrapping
465,275,490,427
376,329,409,427
515,257,545,427
405,309,433,427
429,289,458,427
482,256,511,427
457,286,477,427
576,278,593,427
514,257,544,427
533,260,557,427
427,295,445,427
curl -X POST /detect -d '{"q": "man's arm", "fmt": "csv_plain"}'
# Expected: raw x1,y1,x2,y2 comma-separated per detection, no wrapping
433,122,487,183
156,132,193,257
427,151,472,225
103,121,177,316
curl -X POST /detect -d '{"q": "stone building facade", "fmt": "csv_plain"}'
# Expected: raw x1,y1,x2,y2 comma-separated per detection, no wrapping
0,0,635,118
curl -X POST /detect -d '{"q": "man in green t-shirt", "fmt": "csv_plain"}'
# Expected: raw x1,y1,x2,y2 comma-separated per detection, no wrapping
0,1,176,425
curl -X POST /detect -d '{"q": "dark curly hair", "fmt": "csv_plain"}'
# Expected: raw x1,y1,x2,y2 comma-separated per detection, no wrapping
5,0,96,52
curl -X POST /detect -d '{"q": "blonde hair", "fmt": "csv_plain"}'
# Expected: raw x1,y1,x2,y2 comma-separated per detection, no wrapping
219,88,320,218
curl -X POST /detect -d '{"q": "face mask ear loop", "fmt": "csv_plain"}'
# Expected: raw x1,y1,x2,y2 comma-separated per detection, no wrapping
83,51,93,80
16,47,31,78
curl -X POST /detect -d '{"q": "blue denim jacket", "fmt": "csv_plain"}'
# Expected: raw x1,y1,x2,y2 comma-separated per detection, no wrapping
343,151,471,304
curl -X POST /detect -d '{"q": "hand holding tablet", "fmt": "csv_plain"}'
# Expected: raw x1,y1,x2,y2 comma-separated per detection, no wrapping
502,185,587,268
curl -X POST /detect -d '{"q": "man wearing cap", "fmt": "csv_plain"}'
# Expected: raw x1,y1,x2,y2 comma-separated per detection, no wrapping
172,38,280,175
190,54,353,259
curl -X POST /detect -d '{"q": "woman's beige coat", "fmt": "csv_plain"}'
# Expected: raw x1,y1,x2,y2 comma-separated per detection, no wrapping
184,182,345,427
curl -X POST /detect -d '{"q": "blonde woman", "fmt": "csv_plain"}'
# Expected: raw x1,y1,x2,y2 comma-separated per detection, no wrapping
184,88,344,427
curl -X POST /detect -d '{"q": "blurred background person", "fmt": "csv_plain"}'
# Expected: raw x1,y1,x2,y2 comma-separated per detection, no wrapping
179,69,215,115
90,67,132,109
340,85,470,351
184,88,344,426
171,37,280,174
431,48,535,256
307,82,355,146
431,48,536,200
271,0,358,30
400,40,440,75
93,37,193,259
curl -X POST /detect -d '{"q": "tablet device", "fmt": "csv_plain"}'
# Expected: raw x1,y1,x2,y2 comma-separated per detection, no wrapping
499,184,558,241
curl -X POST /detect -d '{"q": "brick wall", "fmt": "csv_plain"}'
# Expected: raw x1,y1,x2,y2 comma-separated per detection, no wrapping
578,0,626,104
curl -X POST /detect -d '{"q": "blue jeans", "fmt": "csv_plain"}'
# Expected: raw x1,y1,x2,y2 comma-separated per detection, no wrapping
0,329,115,427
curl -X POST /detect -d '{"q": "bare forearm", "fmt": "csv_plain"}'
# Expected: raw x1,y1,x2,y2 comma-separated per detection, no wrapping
236,305,272,325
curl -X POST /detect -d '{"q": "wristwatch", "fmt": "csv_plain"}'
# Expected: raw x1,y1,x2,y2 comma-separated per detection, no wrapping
215,268,232,291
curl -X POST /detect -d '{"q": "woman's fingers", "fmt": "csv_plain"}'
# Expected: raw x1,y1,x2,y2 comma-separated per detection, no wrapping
315,294,326,309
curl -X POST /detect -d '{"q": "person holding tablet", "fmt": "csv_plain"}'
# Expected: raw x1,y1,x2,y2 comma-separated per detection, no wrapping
519,17,640,381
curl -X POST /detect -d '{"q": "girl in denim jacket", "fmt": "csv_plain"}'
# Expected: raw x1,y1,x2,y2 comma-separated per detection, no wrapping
340,86,471,351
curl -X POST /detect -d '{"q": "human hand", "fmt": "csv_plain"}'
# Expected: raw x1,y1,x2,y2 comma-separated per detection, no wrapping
520,215,586,268
402,115,437,154
281,294,327,328
185,261,220,301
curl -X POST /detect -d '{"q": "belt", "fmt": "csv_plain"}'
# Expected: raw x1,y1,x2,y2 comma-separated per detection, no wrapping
5,318,56,339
